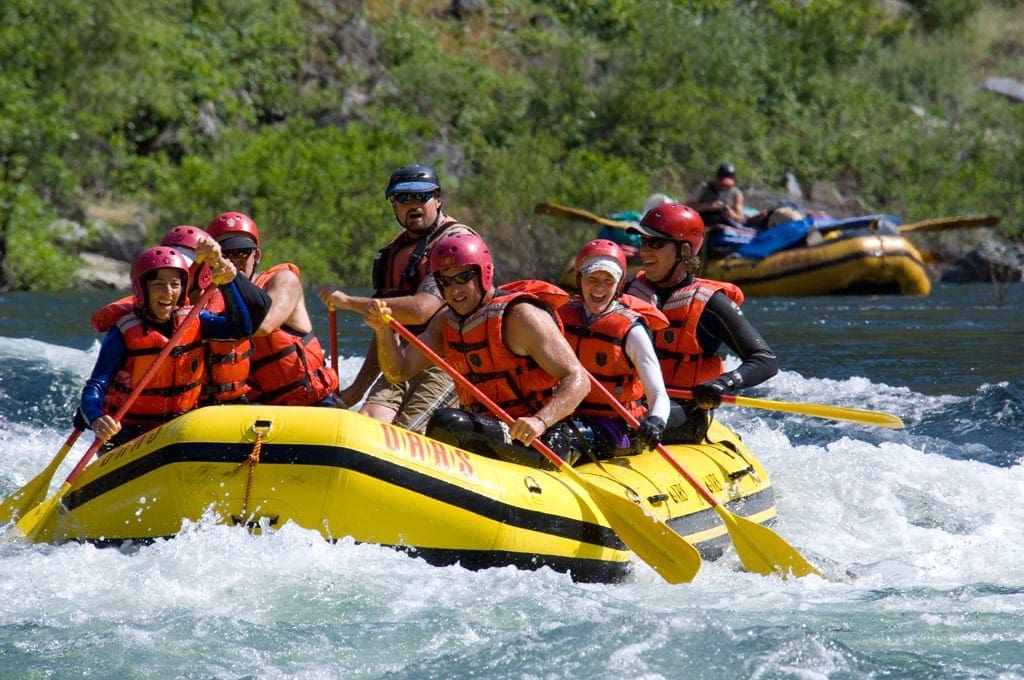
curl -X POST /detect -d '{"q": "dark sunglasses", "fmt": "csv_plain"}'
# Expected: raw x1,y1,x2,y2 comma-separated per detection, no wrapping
391,191,436,205
436,269,477,288
640,237,672,250
223,248,256,259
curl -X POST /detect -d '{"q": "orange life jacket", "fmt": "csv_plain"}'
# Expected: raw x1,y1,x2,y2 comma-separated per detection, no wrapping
248,264,339,405
626,274,744,389
93,292,251,405
103,308,205,427
441,285,561,418
373,220,470,292
199,291,252,404
558,300,646,419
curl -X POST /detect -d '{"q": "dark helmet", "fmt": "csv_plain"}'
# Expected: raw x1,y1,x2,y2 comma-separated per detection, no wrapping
207,212,260,250
574,239,627,295
631,203,706,254
716,162,736,179
130,246,190,307
385,164,440,199
429,232,494,291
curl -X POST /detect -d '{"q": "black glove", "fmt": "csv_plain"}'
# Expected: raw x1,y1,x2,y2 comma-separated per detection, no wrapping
692,380,727,409
636,414,665,450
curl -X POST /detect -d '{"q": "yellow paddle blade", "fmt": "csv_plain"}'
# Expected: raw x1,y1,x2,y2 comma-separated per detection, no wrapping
730,395,904,429
716,508,822,579
581,479,702,584
11,481,69,543
0,432,79,524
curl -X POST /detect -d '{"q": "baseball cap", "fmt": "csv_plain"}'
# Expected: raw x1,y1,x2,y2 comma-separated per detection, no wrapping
580,255,623,282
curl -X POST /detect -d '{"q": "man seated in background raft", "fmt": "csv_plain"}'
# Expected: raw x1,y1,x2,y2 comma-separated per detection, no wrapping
624,204,778,444
555,239,672,460
80,240,271,449
207,211,339,406
362,232,591,468
687,162,745,228
317,163,471,432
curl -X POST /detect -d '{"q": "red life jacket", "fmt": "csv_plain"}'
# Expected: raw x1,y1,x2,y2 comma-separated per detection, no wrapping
558,300,646,419
626,274,744,388
248,264,339,405
103,309,205,427
93,292,251,405
441,285,561,418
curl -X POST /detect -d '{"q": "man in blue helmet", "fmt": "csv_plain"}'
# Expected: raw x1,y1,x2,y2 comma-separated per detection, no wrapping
318,163,476,433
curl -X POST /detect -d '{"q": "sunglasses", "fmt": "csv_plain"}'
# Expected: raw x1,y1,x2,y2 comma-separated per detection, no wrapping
640,237,672,250
223,248,256,259
391,191,436,205
436,269,477,288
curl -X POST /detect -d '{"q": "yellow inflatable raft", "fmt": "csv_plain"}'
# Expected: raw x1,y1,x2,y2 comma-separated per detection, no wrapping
703,231,931,297
33,406,776,583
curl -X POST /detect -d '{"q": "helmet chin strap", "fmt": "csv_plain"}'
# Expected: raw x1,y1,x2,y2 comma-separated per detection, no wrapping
648,243,686,286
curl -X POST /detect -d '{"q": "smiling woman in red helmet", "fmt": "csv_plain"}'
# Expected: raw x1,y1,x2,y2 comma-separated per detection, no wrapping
207,211,339,406
79,238,271,449
554,239,672,459
624,203,778,445
360,232,591,468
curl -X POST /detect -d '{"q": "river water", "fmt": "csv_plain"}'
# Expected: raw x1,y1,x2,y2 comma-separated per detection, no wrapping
0,283,1022,679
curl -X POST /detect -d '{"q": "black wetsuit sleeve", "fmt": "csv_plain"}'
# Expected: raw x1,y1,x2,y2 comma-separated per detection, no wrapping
695,290,778,388
200,276,272,339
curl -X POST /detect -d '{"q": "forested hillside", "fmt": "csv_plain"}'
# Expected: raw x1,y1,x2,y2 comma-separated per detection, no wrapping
1,0,1021,290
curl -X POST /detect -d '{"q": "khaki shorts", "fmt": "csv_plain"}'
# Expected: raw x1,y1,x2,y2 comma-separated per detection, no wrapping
363,364,458,433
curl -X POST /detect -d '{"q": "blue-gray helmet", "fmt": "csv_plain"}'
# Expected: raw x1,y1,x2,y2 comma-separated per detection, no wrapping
385,164,440,198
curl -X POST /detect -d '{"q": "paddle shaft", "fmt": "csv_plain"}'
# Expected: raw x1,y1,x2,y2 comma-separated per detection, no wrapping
898,214,998,234
534,203,635,231
587,377,726,508
328,308,339,371
384,316,566,469
667,388,904,428
63,285,219,484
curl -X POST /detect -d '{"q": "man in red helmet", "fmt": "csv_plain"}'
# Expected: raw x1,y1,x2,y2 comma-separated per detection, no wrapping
555,239,672,459
625,203,778,444
362,232,590,467
79,239,271,449
317,164,473,432
207,211,339,406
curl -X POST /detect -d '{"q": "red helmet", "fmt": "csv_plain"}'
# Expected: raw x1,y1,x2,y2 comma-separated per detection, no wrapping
207,212,260,250
429,232,494,291
130,246,191,307
574,239,627,294
635,203,705,254
159,225,210,258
